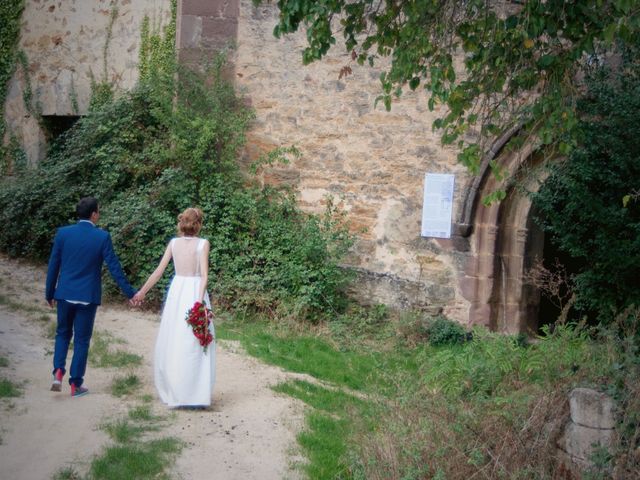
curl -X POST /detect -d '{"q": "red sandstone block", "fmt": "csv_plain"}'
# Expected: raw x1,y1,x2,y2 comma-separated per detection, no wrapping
182,0,239,18
202,17,238,40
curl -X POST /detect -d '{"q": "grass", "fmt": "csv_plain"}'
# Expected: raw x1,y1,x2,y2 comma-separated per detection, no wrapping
94,408,179,480
0,377,21,398
0,355,9,367
217,317,415,478
218,320,397,393
45,321,57,339
128,405,159,422
273,379,372,478
111,374,141,397
102,408,163,443
103,418,148,443
52,467,82,480
89,437,182,480
60,406,178,480
217,312,627,479
0,292,57,340
89,331,142,369
93,409,180,480
0,293,50,315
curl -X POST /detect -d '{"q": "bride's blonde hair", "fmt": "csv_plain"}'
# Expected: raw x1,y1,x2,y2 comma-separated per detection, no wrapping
177,208,203,236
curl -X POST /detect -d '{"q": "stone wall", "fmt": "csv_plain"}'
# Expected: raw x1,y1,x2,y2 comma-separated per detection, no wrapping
233,1,474,321
177,0,238,65
3,0,172,163
5,0,534,327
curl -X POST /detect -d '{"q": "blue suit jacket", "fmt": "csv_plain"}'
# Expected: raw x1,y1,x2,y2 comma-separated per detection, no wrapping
45,221,136,305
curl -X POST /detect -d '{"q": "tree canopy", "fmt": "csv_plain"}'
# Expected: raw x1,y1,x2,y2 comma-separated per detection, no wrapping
532,62,640,322
262,0,640,190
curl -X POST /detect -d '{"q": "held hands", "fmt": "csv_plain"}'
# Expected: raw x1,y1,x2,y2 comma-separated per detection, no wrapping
130,290,145,307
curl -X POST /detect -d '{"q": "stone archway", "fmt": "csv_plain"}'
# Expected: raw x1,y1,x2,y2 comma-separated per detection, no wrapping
456,132,549,334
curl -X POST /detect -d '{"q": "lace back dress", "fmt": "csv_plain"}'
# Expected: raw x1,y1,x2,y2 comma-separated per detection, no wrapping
154,237,216,407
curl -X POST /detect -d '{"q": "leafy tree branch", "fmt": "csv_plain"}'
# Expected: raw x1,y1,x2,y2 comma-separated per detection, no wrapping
259,0,640,175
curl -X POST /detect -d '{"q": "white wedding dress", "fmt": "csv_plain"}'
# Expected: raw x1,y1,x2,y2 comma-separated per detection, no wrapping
154,237,216,407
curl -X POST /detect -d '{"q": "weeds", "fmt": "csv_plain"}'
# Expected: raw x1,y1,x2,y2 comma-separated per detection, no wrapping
52,467,82,480
89,438,182,480
128,405,159,422
92,406,180,480
0,293,50,316
0,377,21,398
0,355,9,367
45,321,57,339
61,406,177,480
222,307,634,479
103,418,148,443
89,331,142,369
111,374,141,397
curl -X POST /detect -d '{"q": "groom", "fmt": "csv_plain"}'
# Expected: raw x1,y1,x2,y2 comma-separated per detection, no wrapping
46,197,138,397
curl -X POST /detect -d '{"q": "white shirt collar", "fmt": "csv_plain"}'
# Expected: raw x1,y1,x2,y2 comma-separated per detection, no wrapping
79,219,95,226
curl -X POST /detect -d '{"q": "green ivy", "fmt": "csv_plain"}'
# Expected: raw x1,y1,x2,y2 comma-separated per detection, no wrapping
139,0,177,83
0,0,25,168
15,50,37,117
0,59,354,319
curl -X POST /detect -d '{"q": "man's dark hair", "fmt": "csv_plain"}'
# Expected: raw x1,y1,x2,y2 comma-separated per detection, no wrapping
76,197,99,219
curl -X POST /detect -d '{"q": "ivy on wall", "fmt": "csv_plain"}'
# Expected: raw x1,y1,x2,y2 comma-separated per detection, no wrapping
88,2,121,112
0,0,25,168
139,0,177,82
16,50,38,117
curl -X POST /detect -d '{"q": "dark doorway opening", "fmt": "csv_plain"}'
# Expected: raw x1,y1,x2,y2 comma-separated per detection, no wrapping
41,115,80,142
536,229,582,332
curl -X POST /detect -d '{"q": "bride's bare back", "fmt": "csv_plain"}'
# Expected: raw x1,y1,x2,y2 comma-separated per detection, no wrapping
171,237,206,277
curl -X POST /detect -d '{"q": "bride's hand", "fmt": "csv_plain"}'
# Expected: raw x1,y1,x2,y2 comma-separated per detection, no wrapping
131,291,145,306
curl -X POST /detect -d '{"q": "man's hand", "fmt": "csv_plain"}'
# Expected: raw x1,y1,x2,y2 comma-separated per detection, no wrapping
47,299,56,308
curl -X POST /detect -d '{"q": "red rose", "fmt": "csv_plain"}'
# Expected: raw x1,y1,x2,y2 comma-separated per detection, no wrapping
185,302,215,352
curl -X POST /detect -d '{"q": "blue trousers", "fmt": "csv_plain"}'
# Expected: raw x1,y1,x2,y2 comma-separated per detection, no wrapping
52,300,98,387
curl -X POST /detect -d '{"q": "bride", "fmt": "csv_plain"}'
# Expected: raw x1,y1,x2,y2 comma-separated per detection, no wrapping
133,208,216,407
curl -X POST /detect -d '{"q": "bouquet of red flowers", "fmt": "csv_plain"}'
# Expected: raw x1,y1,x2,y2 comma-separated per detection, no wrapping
185,301,214,352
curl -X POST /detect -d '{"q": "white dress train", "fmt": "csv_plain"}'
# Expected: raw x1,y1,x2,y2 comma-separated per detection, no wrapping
154,237,216,407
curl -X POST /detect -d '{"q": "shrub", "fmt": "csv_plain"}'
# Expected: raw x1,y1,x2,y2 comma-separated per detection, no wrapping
0,60,353,319
532,62,640,323
425,315,467,346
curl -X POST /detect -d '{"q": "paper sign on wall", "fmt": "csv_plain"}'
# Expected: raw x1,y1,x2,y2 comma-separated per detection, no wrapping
421,173,455,238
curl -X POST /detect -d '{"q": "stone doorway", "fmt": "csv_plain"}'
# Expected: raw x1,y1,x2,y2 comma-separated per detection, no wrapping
457,133,554,334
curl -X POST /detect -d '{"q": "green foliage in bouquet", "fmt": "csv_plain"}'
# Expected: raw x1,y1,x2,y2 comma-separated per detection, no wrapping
0,57,353,319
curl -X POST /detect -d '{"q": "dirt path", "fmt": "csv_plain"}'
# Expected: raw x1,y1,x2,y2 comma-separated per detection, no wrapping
0,255,305,479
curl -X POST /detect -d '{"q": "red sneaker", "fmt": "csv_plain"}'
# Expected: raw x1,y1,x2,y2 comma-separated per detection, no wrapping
50,369,64,392
70,384,89,397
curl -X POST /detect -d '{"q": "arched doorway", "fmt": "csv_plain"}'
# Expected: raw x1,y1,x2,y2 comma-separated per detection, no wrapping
456,133,552,334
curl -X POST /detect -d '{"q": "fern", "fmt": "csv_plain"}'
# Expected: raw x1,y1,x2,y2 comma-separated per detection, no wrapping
422,324,608,399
